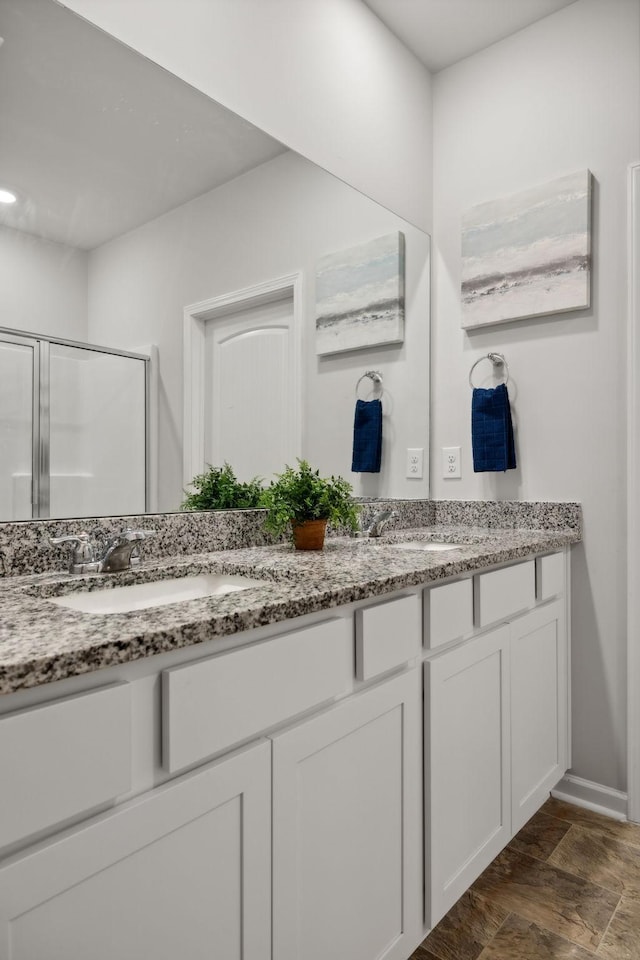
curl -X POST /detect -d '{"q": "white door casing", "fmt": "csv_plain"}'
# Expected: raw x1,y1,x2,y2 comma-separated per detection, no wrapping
183,274,303,487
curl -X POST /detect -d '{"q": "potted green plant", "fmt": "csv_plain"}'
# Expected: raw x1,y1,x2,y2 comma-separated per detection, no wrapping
261,459,360,550
181,463,264,511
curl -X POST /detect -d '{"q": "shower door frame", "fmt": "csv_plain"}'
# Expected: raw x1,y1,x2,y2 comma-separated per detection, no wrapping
628,162,640,823
0,326,151,519
0,331,45,518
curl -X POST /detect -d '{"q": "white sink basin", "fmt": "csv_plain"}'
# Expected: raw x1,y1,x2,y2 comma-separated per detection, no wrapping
389,541,464,552
49,573,265,615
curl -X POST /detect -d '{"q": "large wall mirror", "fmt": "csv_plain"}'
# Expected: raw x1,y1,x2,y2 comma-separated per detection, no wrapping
0,0,430,521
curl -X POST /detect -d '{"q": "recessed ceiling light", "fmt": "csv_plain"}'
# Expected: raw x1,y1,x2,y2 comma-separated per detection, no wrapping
0,189,17,204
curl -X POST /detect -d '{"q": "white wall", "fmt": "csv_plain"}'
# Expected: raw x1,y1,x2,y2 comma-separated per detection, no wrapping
58,0,433,233
87,152,430,510
431,0,640,792
0,226,88,341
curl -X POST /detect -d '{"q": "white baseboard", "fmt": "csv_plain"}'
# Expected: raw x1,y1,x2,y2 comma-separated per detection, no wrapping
551,774,628,822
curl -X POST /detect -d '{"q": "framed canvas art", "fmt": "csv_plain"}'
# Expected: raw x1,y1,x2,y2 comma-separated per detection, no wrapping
461,170,592,329
315,231,405,355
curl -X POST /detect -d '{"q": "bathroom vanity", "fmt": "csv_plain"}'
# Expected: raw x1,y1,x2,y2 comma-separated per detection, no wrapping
0,514,579,960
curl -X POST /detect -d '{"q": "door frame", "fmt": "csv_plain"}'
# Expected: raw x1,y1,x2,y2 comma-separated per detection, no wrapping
628,161,640,822
182,273,303,486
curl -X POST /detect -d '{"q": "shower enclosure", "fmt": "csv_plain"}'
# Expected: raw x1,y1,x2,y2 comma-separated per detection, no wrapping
0,329,149,521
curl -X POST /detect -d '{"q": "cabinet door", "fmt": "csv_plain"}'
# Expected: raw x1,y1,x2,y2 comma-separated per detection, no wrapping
511,599,567,833
272,669,422,960
425,625,511,927
0,740,270,960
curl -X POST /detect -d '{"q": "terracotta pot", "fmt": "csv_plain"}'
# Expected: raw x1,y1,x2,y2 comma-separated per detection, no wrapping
292,519,327,551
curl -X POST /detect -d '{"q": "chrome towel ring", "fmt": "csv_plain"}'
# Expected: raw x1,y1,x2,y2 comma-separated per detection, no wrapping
355,370,383,399
469,353,509,390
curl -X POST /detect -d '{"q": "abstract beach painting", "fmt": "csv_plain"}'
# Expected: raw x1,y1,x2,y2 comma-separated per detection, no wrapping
316,231,405,355
461,170,592,329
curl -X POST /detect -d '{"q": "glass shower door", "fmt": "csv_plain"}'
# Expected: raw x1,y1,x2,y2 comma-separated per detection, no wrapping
49,343,147,518
0,330,148,521
0,334,39,520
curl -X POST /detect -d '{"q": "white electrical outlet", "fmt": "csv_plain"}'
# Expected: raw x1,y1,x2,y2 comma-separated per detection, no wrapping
442,446,461,479
406,447,424,479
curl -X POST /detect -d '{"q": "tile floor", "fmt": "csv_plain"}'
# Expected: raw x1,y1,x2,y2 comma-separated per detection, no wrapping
411,798,640,960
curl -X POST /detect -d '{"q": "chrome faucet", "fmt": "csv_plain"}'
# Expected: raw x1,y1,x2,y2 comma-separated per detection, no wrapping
50,529,156,574
361,509,399,538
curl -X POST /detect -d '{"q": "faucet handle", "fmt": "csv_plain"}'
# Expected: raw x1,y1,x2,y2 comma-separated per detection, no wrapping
120,528,156,542
102,529,156,550
49,532,96,569
49,532,95,560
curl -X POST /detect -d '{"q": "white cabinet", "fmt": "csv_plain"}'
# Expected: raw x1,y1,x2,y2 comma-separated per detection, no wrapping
0,682,131,851
0,740,271,960
0,549,571,959
355,593,421,680
424,563,569,929
424,577,474,649
536,552,566,601
475,560,536,628
425,625,512,927
271,668,422,960
162,616,352,772
511,599,567,832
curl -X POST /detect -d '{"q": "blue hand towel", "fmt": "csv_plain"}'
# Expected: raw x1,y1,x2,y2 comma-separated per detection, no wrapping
471,383,516,472
352,399,382,473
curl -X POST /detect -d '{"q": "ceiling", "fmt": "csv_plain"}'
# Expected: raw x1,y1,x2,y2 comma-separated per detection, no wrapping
363,0,578,72
0,0,286,249
0,0,580,249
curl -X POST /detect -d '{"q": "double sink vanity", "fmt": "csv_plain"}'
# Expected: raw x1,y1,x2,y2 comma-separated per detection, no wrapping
0,501,581,960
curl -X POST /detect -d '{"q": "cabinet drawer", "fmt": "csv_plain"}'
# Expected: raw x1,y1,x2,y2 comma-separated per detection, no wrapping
424,578,474,650
0,683,131,850
163,617,353,772
475,561,535,628
355,593,421,681
536,552,565,601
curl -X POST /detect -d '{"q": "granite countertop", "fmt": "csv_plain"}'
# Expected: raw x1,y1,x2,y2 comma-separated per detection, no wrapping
0,524,581,696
